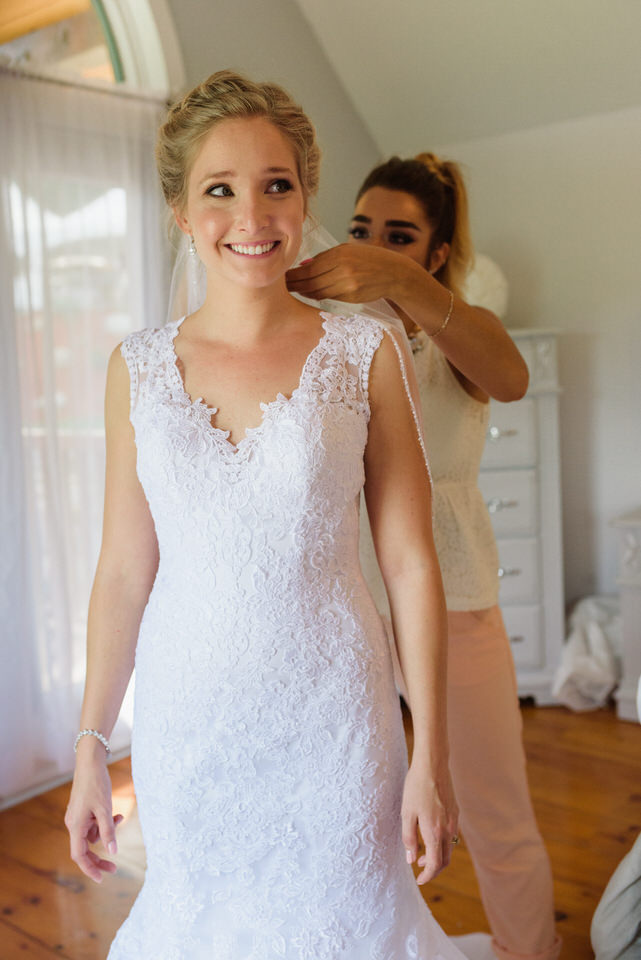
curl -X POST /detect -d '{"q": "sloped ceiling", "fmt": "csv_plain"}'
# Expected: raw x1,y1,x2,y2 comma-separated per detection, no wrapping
293,0,641,154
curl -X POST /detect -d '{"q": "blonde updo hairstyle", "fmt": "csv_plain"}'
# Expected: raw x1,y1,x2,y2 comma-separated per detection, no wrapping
356,152,473,299
157,69,321,217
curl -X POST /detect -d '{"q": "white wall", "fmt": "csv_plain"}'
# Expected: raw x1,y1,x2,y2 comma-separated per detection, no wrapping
437,107,641,605
165,0,379,237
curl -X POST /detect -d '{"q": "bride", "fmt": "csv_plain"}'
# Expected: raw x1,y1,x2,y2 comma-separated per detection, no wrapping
65,69,464,959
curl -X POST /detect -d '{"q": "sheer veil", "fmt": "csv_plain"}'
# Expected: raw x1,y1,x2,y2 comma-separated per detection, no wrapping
165,217,429,475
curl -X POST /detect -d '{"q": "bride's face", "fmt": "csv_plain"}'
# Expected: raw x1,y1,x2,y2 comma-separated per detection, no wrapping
175,116,306,290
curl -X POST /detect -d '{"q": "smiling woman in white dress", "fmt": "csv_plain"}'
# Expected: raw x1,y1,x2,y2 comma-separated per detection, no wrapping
64,70,466,959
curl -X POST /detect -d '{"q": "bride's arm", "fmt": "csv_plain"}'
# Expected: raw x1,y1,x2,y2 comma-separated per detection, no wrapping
363,330,457,884
65,347,159,882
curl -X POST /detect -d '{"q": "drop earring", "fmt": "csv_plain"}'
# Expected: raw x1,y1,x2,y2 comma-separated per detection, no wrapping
189,235,197,258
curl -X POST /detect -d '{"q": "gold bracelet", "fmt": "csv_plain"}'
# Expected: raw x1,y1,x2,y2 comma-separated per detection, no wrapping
429,289,454,339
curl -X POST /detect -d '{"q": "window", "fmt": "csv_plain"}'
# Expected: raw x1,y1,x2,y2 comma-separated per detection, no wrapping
0,0,184,803
0,0,184,94
0,1,121,83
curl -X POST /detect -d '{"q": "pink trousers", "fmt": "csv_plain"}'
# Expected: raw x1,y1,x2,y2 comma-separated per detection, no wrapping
446,607,561,960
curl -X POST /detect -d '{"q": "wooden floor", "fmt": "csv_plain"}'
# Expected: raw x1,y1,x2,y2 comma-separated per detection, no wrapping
0,703,639,959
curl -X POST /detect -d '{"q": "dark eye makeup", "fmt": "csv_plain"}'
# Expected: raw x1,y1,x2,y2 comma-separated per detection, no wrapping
388,231,415,245
348,225,416,246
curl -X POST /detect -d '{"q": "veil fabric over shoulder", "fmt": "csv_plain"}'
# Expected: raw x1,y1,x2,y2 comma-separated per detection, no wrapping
165,218,429,476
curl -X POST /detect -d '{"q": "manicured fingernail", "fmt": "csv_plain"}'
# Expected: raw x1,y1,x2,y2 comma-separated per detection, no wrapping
406,849,412,864
108,841,117,855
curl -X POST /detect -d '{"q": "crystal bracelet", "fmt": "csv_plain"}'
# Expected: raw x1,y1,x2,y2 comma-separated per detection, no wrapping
74,728,111,754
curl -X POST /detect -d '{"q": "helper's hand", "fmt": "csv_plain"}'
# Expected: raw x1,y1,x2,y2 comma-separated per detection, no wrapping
401,760,459,885
286,243,415,305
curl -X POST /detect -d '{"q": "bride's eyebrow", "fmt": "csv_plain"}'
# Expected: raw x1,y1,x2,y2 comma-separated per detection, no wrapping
198,166,295,186
199,170,234,185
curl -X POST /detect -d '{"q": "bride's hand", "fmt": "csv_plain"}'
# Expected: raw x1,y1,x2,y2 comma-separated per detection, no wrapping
401,761,459,885
286,243,419,305
65,744,123,883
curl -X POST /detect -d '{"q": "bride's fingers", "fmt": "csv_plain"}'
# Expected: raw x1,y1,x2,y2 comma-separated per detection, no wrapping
70,835,105,883
88,813,123,846
87,848,118,875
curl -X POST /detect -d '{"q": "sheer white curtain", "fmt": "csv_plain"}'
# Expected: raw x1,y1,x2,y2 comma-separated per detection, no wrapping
0,69,170,805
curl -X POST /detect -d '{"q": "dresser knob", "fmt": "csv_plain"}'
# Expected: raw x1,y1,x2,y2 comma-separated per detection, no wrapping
487,497,519,514
488,426,518,441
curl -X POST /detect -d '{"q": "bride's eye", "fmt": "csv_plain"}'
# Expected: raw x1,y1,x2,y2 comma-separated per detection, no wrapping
267,179,293,194
348,225,370,240
208,183,233,198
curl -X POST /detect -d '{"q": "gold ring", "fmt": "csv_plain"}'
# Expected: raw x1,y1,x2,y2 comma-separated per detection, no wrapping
451,835,460,845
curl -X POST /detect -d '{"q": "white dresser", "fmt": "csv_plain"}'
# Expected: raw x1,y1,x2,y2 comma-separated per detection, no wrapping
612,508,641,721
478,329,564,703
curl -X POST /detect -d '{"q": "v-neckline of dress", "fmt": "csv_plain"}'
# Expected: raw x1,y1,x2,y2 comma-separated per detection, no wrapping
167,311,333,454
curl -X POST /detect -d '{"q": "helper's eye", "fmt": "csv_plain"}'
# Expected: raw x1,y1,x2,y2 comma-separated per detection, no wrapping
388,231,415,245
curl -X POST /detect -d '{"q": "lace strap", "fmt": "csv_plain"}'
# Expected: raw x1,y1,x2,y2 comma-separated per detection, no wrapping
349,314,432,488
359,326,384,402
119,326,167,415
120,335,139,413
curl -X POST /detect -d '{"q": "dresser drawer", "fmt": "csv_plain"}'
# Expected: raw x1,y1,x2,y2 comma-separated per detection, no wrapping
496,538,540,604
478,469,538,537
480,398,537,469
501,605,543,669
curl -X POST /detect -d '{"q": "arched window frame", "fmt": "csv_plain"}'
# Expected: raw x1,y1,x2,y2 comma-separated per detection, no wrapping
99,0,185,94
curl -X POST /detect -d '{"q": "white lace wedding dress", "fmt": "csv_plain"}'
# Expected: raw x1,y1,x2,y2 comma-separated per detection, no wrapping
109,311,464,960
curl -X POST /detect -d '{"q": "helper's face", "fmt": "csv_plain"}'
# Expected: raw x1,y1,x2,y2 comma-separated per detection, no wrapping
175,116,306,291
348,186,437,271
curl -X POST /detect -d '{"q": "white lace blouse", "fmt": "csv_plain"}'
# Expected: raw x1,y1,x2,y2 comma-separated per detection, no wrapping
360,331,499,613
